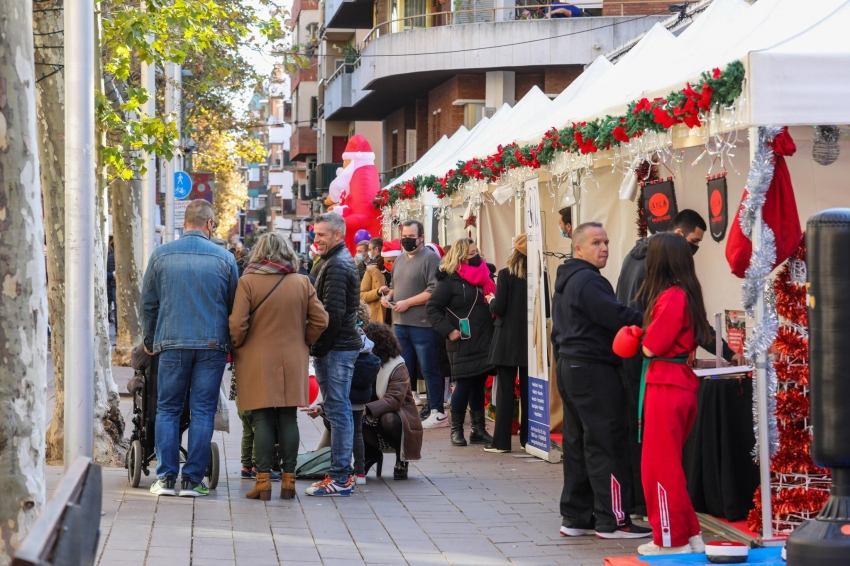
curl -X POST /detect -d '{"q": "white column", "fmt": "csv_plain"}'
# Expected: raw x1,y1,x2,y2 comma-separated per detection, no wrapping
141,49,156,263
485,71,516,108
64,0,95,467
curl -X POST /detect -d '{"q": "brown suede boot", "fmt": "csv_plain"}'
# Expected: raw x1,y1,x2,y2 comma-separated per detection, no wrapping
246,472,272,500
280,473,296,500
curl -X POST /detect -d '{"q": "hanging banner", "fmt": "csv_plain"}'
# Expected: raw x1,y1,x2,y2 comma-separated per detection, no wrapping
525,177,558,463
707,173,728,242
642,177,678,233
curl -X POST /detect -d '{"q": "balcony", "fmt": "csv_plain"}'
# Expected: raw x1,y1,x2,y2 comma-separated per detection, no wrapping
290,0,319,28
290,61,318,92
289,126,318,162
325,0,374,30
322,9,666,120
316,162,343,191
323,65,353,120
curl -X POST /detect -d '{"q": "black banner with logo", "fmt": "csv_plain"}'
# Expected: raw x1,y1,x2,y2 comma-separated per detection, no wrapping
642,177,678,234
707,173,728,242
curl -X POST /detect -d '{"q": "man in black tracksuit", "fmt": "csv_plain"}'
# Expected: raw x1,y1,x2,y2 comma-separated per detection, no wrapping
551,222,651,540
616,209,744,517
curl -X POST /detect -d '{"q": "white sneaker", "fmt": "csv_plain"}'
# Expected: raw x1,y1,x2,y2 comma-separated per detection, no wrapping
638,542,692,556
421,410,450,429
559,526,595,537
355,474,366,485
689,533,705,553
413,392,424,406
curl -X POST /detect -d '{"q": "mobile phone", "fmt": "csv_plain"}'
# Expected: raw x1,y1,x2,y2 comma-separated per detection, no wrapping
458,318,471,340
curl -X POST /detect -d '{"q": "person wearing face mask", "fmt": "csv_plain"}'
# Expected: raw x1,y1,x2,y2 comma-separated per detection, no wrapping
356,240,370,280
361,238,389,323
426,239,495,447
559,207,573,239
379,221,446,428
141,199,239,497
615,208,745,519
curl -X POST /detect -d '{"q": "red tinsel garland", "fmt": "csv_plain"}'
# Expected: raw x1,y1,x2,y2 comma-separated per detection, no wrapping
634,161,657,238
747,238,829,534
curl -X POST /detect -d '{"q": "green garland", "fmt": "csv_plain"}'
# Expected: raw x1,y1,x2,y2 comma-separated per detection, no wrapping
372,60,745,211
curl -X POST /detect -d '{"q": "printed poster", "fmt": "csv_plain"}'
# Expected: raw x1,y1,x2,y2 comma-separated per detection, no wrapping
524,177,556,462
725,310,746,356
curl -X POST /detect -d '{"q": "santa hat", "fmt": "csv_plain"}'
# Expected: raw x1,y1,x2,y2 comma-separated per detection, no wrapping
310,243,319,256
425,242,445,258
381,239,401,258
342,134,376,161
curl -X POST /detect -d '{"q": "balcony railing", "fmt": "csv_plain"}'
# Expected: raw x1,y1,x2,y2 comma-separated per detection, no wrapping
381,162,415,186
316,162,343,191
361,1,648,47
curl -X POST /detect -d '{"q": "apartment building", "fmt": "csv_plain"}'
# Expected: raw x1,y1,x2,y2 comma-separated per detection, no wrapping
315,0,670,188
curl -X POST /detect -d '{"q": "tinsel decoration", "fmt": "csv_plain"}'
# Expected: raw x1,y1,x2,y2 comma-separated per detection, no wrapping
634,161,657,238
812,125,840,166
748,241,830,535
738,126,784,461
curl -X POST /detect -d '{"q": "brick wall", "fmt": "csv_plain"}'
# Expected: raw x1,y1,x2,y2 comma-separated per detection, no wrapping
383,104,417,169
290,126,318,162
515,73,544,101
290,0,319,29
290,60,318,92
428,75,485,145
603,1,673,16
375,0,389,33
544,67,582,96
415,99,430,161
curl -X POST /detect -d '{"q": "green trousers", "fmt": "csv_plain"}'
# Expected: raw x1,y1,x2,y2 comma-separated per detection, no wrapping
252,407,299,474
238,408,255,469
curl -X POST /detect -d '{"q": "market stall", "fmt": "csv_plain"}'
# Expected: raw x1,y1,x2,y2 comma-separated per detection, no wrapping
373,0,850,542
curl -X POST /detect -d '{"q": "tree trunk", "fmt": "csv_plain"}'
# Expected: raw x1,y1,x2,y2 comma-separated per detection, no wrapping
0,0,48,561
34,0,67,465
111,177,144,367
92,10,127,465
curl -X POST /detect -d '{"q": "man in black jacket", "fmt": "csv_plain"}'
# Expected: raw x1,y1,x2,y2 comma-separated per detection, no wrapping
551,222,651,540
615,209,744,517
306,212,361,497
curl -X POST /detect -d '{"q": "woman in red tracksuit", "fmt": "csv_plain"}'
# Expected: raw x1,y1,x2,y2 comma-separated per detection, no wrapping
636,233,712,556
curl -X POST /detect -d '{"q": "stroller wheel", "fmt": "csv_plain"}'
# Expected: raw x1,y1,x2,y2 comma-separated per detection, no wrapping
207,442,220,490
127,440,142,488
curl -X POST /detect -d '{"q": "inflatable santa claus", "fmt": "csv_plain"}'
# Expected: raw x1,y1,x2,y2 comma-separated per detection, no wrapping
325,135,382,254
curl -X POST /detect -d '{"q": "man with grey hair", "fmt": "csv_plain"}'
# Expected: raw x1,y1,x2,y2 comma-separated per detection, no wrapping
550,222,650,540
142,199,239,497
305,212,361,497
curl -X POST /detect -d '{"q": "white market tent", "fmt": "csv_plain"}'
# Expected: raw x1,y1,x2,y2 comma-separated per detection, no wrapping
386,0,850,541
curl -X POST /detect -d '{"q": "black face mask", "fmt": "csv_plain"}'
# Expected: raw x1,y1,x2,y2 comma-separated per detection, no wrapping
689,242,699,256
401,237,419,252
467,255,482,267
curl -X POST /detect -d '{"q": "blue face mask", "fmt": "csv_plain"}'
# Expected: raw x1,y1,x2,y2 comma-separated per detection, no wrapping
559,227,568,238
355,253,364,262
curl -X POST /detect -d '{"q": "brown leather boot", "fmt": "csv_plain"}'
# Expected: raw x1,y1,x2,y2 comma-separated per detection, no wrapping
246,472,272,500
280,472,296,500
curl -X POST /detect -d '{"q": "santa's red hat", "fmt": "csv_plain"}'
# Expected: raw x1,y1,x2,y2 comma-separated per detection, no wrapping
342,134,376,161
425,242,445,258
310,243,319,255
381,239,401,258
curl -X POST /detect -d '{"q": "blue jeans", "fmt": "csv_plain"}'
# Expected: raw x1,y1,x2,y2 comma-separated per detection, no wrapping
394,325,445,414
155,349,227,483
314,349,357,483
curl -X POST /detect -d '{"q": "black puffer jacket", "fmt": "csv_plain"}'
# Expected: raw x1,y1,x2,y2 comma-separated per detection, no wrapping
311,242,362,357
426,271,494,380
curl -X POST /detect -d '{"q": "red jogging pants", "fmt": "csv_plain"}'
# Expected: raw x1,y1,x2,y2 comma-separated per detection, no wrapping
641,383,701,548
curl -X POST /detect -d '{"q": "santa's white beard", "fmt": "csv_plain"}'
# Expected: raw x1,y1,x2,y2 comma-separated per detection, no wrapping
328,156,376,204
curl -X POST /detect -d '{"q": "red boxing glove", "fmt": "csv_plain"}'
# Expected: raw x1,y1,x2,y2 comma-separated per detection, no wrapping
613,325,644,358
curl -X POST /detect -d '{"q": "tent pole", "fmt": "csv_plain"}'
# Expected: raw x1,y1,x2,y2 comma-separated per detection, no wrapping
750,126,775,543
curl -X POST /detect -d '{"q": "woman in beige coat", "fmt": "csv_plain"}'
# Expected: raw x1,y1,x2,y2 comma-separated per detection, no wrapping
230,233,328,500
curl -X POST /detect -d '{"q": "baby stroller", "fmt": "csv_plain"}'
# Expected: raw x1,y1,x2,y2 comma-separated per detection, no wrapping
124,345,220,489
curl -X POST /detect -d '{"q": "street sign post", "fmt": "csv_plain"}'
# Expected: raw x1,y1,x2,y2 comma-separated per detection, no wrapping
174,171,192,199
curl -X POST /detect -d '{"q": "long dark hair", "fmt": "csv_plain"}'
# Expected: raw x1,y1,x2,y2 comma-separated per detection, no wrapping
636,232,711,347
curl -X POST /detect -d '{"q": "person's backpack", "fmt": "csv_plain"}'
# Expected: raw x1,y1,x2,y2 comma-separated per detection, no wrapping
295,447,332,479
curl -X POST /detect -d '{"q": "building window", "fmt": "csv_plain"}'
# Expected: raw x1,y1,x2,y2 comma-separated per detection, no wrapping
405,130,417,163
464,103,484,130
405,0,427,28
310,97,318,128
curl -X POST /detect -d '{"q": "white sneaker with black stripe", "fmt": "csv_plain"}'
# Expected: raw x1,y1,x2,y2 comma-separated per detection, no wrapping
421,410,450,429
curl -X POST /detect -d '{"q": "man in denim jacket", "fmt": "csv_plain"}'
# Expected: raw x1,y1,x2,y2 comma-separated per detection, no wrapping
141,199,239,497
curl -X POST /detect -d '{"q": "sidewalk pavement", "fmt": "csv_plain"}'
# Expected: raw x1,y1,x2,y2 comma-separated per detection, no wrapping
46,367,665,566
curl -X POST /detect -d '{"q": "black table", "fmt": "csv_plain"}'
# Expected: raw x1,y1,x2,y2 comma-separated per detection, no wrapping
684,375,761,522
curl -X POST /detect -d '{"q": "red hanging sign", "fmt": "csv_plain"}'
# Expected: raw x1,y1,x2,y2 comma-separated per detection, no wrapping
707,172,728,242
641,177,678,234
